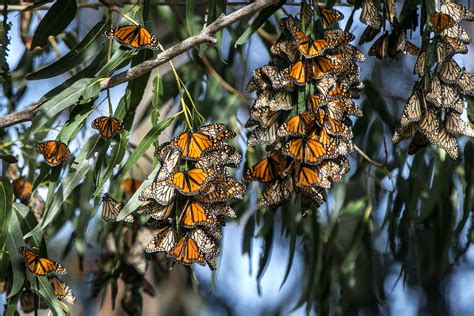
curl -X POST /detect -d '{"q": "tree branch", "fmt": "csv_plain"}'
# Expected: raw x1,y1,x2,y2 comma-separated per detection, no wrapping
0,0,277,129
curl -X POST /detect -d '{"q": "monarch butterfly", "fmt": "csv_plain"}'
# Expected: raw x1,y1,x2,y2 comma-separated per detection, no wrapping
279,111,315,137
293,162,331,189
396,33,420,56
318,7,344,29
35,140,71,166
208,203,237,219
244,151,283,183
290,57,338,85
283,136,335,165
146,226,177,253
425,78,461,110
316,76,337,97
12,177,32,201
257,178,292,208
104,25,159,50
414,52,426,76
291,28,331,58
315,109,353,139
168,235,206,266
172,131,217,160
271,39,299,61
323,29,355,47
300,187,327,215
195,177,246,204
179,200,215,228
137,199,174,221
48,276,76,304
445,112,474,137
417,108,439,139
247,123,279,147
368,33,389,59
438,58,474,94
336,44,366,62
246,107,280,128
430,12,456,32
326,98,363,118
300,1,313,27
441,2,474,22
400,91,423,126
19,247,67,276
385,0,397,24
198,123,237,142
443,36,468,54
167,168,215,195
101,193,134,223
441,24,471,44
247,65,294,92
392,123,418,144
431,127,459,159
155,145,181,181
139,179,176,206
189,228,219,258
360,0,382,29
196,145,242,169
122,178,142,199
254,90,293,111
91,116,124,138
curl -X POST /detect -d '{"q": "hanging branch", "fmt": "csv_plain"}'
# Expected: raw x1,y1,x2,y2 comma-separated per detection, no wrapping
0,0,277,129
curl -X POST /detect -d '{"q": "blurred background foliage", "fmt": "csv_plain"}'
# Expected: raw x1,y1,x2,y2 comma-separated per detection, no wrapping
0,0,473,315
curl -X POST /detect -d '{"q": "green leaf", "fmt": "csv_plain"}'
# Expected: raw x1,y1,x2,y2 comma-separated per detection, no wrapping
117,162,161,221
118,117,174,175
95,49,135,78
186,0,196,35
25,136,100,238
28,21,106,80
27,274,66,316
57,101,95,143
21,0,54,12
5,210,25,298
0,154,18,163
27,78,100,138
234,1,284,47
15,203,44,248
93,133,129,198
30,0,78,49
0,177,13,250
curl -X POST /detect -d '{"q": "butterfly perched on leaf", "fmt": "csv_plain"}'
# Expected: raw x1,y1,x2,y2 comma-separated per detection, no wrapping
360,0,382,29
257,177,293,208
105,25,159,50
48,276,76,304
195,177,246,204
35,140,71,166
92,116,124,138
431,127,459,159
289,27,331,58
12,177,32,201
19,247,67,276
400,90,423,126
101,193,134,223
139,180,176,206
138,199,174,221
279,111,315,137
318,7,344,29
179,200,215,228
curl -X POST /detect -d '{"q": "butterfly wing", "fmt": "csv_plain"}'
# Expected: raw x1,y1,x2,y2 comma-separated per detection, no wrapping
146,226,177,253
35,141,71,166
179,200,215,228
49,276,76,304
19,247,66,276
139,180,176,206
92,116,124,138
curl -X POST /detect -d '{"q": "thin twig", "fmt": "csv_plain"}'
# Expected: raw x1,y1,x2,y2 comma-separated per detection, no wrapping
353,144,392,179
0,0,277,129
201,55,249,102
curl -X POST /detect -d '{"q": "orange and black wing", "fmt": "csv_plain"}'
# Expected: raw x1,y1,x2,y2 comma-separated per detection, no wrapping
122,178,143,198
168,168,214,195
179,200,215,228
48,276,76,304
35,140,71,166
172,131,217,160
244,151,282,183
430,12,456,32
12,178,32,201
92,116,124,138
105,25,159,50
169,236,205,265
19,247,67,276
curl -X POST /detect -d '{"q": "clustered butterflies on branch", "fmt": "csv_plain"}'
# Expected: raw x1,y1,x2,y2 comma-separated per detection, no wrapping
244,3,364,214
391,1,474,158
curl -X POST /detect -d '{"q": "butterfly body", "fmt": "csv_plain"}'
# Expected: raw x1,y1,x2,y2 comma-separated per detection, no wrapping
19,247,67,276
35,140,71,166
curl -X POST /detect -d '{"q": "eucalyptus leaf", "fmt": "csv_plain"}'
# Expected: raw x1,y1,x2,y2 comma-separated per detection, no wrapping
0,176,13,249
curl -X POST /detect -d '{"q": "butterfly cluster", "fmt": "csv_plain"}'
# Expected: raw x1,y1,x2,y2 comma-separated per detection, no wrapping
245,4,365,213
392,1,474,159
358,0,420,59
18,247,76,305
133,123,245,270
